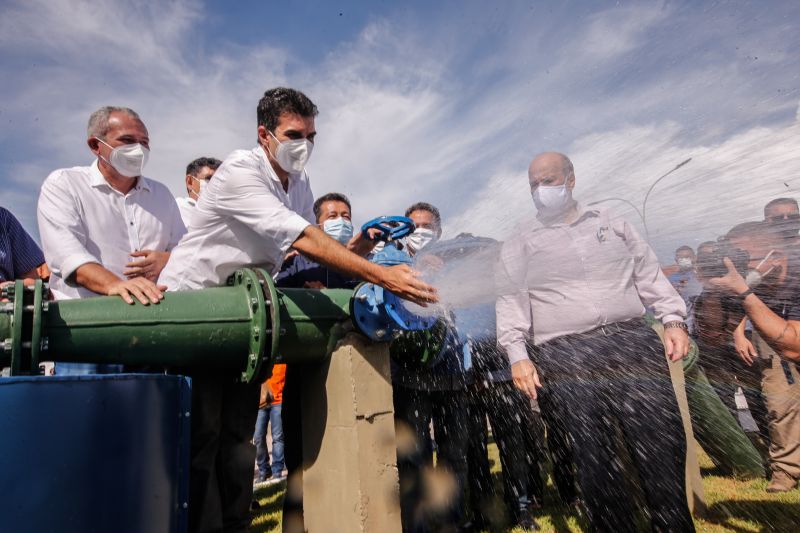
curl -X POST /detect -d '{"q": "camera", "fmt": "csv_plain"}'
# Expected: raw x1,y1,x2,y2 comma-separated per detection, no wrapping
695,242,750,279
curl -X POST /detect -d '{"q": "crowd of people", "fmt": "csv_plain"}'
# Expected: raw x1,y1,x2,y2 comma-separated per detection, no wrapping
1,86,798,533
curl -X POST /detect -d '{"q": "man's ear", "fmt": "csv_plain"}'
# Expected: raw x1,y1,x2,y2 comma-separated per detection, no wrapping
567,173,576,190
257,125,269,145
185,174,194,192
87,137,101,155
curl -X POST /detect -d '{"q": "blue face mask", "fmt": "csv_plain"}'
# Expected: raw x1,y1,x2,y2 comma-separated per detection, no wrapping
322,217,354,244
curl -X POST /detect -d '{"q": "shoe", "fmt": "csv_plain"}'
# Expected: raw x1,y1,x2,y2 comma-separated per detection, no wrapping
265,474,287,486
255,472,273,484
766,469,798,493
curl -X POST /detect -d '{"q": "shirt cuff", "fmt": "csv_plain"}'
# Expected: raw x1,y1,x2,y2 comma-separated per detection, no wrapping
661,314,685,325
505,343,530,366
60,252,101,281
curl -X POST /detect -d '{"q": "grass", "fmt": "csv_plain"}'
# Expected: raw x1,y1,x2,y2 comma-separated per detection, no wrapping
250,445,800,532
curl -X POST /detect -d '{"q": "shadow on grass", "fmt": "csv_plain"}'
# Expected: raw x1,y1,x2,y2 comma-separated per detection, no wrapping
249,480,286,533
704,499,800,533
475,469,587,533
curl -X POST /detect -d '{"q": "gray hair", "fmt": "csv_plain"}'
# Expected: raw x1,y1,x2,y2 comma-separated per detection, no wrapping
87,106,142,139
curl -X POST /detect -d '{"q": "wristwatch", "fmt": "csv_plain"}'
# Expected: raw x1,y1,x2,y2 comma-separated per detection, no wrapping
736,288,754,302
663,321,688,333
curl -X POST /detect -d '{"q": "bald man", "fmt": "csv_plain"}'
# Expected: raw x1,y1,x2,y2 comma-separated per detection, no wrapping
495,152,694,532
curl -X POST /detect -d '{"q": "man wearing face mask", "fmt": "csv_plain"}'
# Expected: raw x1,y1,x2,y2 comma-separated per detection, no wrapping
404,202,442,255
158,88,437,533
496,152,694,532
707,222,800,492
390,202,473,532
37,106,186,374
176,157,222,228
275,192,359,289
669,246,703,303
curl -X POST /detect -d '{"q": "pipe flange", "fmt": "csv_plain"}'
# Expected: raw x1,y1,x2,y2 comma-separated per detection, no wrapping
231,269,268,384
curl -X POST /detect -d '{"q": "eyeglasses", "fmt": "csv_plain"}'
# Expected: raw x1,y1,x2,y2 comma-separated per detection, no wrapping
767,213,800,223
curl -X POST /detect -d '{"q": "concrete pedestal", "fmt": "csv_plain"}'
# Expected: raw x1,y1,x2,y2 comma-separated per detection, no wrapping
301,333,402,533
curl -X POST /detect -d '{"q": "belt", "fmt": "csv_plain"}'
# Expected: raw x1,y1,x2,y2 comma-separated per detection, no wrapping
548,318,644,345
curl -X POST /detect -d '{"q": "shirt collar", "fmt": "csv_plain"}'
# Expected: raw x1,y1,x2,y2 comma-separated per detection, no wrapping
89,159,151,193
533,201,598,229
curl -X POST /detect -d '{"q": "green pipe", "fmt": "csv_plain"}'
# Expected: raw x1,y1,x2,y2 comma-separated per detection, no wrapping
0,269,353,383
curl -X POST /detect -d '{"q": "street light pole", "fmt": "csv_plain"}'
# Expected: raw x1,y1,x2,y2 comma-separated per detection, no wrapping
641,158,692,239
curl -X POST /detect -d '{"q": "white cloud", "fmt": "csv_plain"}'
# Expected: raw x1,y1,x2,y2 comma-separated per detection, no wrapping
2,0,799,273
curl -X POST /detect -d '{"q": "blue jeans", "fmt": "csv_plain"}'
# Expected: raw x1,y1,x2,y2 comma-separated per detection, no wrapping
253,403,284,477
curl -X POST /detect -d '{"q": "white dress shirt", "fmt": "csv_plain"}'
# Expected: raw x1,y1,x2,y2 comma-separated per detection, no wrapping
159,146,315,290
37,160,187,300
496,205,686,365
175,196,196,228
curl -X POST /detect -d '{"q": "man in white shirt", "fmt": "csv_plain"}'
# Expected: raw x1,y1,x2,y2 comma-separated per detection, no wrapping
175,157,221,228
37,106,186,374
159,87,437,533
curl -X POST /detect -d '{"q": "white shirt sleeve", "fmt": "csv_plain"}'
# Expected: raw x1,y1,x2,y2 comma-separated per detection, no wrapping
37,170,100,280
495,237,533,365
215,157,311,255
615,217,687,323
166,195,187,250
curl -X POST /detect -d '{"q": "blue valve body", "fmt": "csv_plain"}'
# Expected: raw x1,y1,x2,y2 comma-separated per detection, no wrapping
351,283,437,341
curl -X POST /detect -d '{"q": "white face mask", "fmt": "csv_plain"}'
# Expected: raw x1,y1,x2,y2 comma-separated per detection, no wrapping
531,183,573,220
677,257,693,270
322,217,354,245
98,138,149,178
746,249,778,288
192,176,208,196
406,227,437,253
268,130,313,174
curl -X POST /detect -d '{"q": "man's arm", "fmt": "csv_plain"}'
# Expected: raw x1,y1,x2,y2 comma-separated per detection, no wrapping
618,217,689,360
709,257,800,361
494,237,542,399
740,294,800,361
732,318,758,366
292,226,436,305
346,230,381,257
3,207,46,279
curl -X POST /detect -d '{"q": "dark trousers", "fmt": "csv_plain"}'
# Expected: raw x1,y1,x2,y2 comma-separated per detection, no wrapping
394,384,469,533
281,363,306,533
529,386,577,505
536,320,694,533
188,373,261,533
466,381,538,526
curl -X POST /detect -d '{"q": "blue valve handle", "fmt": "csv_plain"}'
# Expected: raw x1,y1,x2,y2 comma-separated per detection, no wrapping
361,216,416,242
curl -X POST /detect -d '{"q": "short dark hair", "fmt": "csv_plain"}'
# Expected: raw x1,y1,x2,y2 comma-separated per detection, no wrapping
186,157,222,177
764,197,799,217
675,245,694,255
405,202,442,231
726,221,767,241
313,192,351,222
257,87,318,132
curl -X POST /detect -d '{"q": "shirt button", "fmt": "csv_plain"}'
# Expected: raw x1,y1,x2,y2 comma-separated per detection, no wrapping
129,222,134,226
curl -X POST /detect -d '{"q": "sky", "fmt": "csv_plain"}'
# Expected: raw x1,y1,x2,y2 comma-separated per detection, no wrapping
2,0,799,262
